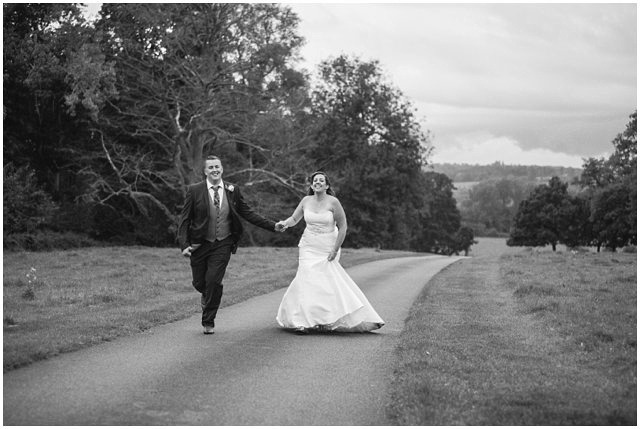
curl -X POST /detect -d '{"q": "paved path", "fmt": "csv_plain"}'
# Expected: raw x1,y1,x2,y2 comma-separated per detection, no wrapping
3,255,463,425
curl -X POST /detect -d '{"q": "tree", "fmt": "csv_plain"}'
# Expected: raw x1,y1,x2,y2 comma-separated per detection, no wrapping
453,226,477,256
577,111,637,250
559,194,592,249
63,4,308,244
3,3,95,202
3,164,58,234
460,178,532,236
590,183,634,251
414,172,461,254
609,111,637,181
305,55,430,249
508,177,573,251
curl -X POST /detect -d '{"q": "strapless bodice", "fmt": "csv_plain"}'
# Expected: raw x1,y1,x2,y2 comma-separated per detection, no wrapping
304,210,336,234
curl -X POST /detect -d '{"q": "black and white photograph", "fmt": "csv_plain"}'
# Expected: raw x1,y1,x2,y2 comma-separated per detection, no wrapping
3,2,636,425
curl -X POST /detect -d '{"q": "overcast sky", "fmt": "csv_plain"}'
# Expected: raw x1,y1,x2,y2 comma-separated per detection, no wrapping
287,2,637,167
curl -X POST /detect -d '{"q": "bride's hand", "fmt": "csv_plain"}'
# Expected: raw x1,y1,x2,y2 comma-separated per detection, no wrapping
328,250,338,261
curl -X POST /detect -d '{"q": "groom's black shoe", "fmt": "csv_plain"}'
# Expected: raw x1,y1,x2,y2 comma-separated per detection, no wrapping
203,325,215,335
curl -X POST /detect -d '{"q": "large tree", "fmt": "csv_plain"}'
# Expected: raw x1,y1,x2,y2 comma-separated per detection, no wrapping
578,111,636,249
63,3,308,243
589,183,634,251
413,171,461,254
305,55,430,249
508,176,574,251
3,3,93,198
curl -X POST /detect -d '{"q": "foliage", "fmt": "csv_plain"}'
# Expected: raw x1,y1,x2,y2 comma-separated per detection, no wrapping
1,4,468,253
3,231,100,251
434,162,582,183
438,164,580,236
589,183,635,251
577,111,637,250
559,194,593,249
413,172,461,254
507,177,575,251
305,55,431,250
3,4,95,202
453,226,477,256
66,4,307,244
3,163,58,234
509,112,636,252
460,178,533,236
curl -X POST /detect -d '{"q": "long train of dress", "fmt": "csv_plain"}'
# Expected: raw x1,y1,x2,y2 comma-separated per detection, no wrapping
276,210,384,333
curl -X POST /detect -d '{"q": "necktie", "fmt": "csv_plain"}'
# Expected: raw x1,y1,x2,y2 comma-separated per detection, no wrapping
213,185,220,209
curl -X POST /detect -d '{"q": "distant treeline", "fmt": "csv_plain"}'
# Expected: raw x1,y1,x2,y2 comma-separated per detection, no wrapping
432,163,583,238
431,113,636,251
432,162,582,183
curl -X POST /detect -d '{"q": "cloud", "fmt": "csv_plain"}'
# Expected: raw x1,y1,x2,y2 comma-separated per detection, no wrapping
416,101,629,158
289,3,636,167
430,132,600,168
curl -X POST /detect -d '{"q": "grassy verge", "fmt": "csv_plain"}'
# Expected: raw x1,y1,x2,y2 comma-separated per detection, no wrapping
386,238,636,425
3,245,422,372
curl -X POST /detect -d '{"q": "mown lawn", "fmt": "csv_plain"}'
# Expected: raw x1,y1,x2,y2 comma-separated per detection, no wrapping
3,245,422,372
386,238,636,425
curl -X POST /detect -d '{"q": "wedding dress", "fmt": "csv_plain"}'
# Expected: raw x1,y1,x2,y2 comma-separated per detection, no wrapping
276,209,385,333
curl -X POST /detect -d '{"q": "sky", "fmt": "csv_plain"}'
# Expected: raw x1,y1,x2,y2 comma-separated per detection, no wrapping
286,2,637,167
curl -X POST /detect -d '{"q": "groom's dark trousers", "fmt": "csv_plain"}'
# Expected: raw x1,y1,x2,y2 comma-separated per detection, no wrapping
190,236,234,326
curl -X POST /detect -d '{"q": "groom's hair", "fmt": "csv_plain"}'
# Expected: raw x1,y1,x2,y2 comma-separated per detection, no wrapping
307,171,335,196
202,155,221,170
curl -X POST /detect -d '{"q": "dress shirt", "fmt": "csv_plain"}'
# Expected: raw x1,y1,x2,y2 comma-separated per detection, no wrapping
207,179,225,207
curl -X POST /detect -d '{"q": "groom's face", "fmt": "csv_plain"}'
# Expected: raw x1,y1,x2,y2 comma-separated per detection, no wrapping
204,159,223,184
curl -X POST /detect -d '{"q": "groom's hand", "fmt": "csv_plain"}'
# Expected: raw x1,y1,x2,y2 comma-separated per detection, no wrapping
275,221,287,232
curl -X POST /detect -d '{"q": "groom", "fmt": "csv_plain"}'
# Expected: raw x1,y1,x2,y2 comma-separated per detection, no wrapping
177,155,284,334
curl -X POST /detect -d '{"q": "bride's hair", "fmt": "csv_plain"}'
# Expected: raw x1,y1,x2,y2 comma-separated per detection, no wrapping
307,171,335,196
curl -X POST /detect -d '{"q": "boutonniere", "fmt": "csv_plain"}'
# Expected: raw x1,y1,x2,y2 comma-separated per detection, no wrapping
225,184,234,192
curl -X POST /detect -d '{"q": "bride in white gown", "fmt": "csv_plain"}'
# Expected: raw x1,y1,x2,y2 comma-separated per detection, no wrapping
276,171,385,334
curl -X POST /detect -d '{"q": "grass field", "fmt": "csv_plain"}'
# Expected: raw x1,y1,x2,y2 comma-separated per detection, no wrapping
386,238,636,425
2,245,422,372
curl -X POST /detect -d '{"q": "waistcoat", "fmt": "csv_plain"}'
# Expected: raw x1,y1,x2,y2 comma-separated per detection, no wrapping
206,187,232,242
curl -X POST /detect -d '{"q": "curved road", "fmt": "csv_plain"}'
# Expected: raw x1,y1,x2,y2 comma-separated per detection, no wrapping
4,255,463,425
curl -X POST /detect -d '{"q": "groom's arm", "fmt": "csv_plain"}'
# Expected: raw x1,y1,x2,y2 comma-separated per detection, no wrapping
232,186,277,231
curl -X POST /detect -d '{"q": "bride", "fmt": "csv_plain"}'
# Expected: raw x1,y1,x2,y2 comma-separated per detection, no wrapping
276,171,385,334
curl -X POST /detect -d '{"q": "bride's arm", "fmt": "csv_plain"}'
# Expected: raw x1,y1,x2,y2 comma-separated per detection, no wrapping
281,198,306,228
329,198,347,260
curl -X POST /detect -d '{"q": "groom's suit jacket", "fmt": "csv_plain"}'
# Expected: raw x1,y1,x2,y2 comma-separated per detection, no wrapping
177,181,275,254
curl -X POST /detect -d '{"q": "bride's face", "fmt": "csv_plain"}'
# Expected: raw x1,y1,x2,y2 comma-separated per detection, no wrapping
311,174,328,193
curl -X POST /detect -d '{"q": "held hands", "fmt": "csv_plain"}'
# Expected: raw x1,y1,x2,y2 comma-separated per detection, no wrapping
275,221,288,232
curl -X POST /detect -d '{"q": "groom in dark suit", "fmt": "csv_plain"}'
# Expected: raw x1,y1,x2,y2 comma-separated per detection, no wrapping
178,155,284,334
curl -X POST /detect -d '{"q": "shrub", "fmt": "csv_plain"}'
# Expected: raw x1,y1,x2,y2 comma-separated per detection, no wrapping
3,230,101,251
3,163,58,234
